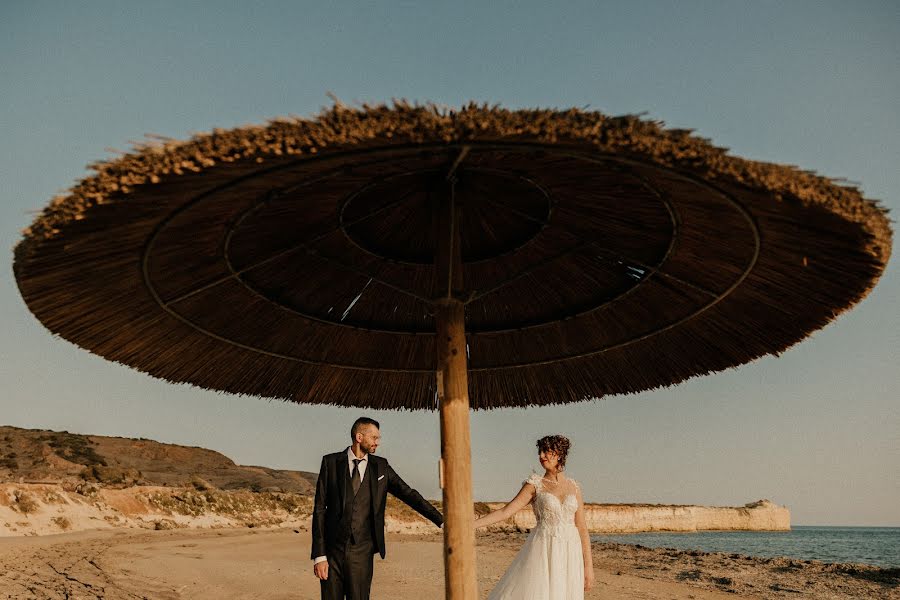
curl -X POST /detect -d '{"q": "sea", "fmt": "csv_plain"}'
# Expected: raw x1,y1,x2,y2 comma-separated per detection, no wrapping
591,526,900,569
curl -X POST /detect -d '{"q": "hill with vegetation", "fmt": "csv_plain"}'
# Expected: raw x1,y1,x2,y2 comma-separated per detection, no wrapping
0,425,316,493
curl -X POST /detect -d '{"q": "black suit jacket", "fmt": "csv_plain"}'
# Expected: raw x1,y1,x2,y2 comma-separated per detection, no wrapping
311,450,443,559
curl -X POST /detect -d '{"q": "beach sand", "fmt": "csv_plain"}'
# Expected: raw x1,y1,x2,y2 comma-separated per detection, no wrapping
0,527,895,599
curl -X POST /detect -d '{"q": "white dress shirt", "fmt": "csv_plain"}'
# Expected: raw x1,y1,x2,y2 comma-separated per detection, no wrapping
347,446,369,481
313,447,369,565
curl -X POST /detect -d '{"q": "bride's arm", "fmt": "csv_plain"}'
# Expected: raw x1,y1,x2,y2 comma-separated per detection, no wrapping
473,483,535,529
574,485,594,590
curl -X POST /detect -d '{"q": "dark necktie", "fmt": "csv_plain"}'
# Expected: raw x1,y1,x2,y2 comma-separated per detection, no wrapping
351,458,363,495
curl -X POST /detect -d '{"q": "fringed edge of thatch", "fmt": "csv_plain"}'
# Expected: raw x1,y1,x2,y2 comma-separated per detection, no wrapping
14,101,892,270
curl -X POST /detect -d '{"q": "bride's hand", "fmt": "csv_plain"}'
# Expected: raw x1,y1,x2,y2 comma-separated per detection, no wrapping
584,569,595,591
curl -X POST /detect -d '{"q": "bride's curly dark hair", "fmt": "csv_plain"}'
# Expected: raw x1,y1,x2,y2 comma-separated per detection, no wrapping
536,435,571,471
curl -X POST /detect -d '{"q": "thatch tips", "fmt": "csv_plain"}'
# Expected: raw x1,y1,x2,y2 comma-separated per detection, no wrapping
16,102,891,266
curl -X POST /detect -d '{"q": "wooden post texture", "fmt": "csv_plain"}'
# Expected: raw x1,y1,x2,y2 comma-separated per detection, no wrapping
436,301,477,600
434,173,477,599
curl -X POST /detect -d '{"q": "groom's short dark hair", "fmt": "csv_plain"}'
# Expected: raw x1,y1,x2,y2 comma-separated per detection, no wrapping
351,417,380,439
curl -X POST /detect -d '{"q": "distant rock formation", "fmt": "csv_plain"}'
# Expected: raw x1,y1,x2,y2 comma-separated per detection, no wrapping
0,425,316,493
485,499,791,533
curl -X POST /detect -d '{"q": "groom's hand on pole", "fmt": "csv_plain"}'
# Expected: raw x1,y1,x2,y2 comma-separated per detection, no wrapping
314,561,328,580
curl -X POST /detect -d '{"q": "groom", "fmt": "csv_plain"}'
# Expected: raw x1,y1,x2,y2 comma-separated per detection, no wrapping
312,417,443,600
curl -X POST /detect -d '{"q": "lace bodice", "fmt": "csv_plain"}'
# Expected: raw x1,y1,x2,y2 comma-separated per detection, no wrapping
524,474,579,535
486,474,585,599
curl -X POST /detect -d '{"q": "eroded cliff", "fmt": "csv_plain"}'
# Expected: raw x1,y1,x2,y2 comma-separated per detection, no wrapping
485,499,790,533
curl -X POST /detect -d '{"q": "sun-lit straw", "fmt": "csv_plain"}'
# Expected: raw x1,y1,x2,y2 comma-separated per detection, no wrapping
13,102,892,409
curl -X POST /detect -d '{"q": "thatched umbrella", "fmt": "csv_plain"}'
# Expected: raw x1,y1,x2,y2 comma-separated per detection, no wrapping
14,103,891,599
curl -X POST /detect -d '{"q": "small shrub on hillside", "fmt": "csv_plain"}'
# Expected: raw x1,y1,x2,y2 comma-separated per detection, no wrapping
190,475,214,491
51,516,71,530
12,490,38,514
74,482,99,497
45,433,107,467
85,465,141,486
474,502,492,516
275,493,311,514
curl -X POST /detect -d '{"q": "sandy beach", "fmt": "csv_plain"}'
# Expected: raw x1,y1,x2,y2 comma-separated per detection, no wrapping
1,527,896,600
6,431,895,599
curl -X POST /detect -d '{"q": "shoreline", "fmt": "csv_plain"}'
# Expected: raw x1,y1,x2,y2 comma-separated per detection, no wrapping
590,525,900,570
0,527,896,599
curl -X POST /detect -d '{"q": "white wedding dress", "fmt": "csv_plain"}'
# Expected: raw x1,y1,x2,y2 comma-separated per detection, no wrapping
487,474,584,600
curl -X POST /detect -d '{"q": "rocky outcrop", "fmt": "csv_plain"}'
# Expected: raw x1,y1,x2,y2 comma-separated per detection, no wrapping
486,499,790,533
0,425,316,493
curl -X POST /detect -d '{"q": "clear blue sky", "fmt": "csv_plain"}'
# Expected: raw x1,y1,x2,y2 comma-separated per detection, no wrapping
1,1,897,526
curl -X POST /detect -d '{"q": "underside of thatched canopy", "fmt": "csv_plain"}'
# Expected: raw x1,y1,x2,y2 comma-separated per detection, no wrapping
14,102,892,409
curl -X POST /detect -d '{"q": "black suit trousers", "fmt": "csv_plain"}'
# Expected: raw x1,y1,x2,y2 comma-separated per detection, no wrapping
320,538,375,600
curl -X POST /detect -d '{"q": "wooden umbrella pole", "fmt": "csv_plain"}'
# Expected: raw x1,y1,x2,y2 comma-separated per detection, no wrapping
436,301,477,599
434,172,477,600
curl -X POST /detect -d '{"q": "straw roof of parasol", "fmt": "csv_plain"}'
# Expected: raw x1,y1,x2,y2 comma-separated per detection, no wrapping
13,102,892,409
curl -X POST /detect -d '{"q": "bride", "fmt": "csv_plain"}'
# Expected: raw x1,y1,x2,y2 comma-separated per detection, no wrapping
474,435,594,599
